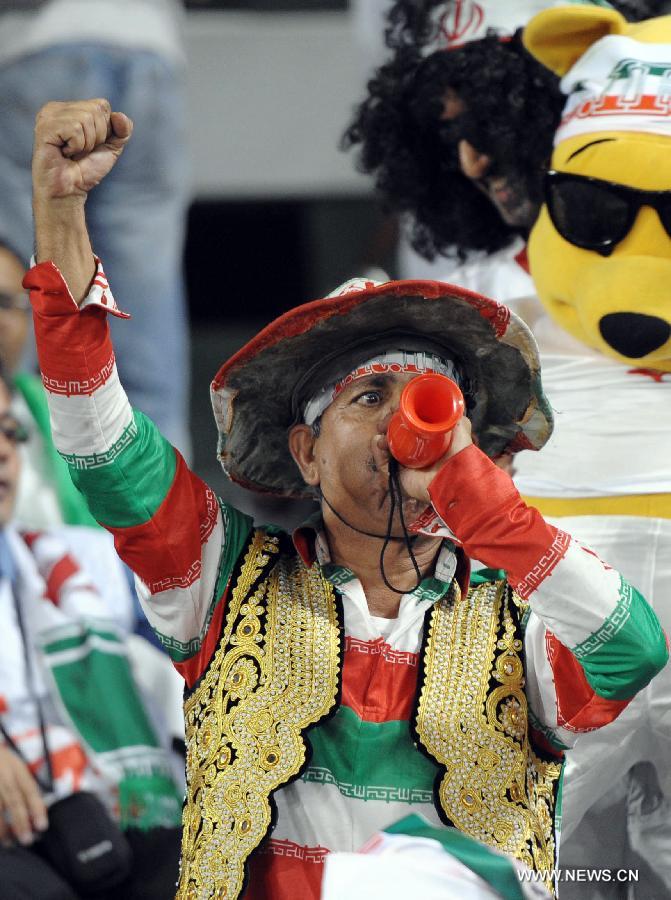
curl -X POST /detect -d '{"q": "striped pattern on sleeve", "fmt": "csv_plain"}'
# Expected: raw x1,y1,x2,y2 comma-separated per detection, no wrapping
427,444,668,742
26,259,253,684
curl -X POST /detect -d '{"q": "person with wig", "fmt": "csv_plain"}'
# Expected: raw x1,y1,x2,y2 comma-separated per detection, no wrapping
344,0,668,295
346,2,671,895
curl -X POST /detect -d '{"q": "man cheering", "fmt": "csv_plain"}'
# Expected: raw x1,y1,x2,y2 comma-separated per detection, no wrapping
25,99,667,899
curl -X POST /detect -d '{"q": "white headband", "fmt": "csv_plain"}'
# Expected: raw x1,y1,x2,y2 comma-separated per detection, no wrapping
425,0,610,53
556,33,671,144
303,351,460,427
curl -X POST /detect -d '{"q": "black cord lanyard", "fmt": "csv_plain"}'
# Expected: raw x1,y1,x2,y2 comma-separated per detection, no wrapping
321,459,423,596
0,578,55,794
380,460,422,594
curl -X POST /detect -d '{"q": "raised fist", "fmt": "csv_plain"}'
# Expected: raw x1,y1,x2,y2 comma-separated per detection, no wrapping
32,98,133,202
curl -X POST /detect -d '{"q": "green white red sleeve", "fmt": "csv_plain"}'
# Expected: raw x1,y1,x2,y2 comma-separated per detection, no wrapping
25,259,252,685
426,445,668,746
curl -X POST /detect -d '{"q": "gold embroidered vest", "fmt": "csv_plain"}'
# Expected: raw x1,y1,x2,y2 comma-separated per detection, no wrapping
178,530,562,899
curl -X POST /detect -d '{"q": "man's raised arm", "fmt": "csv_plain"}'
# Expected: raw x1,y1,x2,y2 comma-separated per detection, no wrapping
26,100,253,685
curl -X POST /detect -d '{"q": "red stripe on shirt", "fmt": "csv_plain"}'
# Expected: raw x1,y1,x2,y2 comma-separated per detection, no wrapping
26,262,119,397
108,457,216,594
546,632,629,732
246,840,326,900
428,445,564,592
341,637,419,723
41,351,116,397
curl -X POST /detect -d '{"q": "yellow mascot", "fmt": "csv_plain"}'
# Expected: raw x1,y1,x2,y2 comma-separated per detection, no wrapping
513,5,671,894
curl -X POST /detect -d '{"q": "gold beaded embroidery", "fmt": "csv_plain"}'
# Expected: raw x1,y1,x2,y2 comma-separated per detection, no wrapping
415,580,561,896
178,530,341,900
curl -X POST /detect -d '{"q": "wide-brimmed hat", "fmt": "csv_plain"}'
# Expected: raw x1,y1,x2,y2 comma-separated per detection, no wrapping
211,278,552,499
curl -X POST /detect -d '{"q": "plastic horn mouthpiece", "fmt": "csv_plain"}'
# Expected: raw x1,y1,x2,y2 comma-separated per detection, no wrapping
387,373,465,469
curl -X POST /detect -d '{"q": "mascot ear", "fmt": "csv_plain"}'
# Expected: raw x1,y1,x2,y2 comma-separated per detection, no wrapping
524,5,627,75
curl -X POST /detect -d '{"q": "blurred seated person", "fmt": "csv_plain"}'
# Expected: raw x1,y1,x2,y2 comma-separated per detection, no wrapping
0,244,95,529
0,364,183,899
0,246,177,654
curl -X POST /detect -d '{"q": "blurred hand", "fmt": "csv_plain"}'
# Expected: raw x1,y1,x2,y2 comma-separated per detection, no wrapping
0,744,48,847
32,98,133,203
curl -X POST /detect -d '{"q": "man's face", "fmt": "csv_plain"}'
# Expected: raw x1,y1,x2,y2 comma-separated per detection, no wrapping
291,372,427,534
0,381,21,527
440,88,541,230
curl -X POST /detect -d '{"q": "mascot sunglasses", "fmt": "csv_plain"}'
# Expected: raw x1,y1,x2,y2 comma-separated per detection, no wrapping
545,170,671,257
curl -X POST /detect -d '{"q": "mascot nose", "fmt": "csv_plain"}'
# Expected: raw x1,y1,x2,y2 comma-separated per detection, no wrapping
599,313,671,358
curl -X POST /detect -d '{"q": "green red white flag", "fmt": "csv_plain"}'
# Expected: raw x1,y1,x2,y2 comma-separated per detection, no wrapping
321,813,551,899
557,34,671,144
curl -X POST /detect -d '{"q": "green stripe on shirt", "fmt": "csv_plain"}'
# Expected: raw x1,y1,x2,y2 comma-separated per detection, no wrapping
66,410,176,528
572,577,669,700
47,645,159,752
41,627,123,655
303,703,439,802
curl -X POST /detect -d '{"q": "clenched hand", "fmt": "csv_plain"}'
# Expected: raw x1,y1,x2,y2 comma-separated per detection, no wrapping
32,98,132,201
32,98,133,303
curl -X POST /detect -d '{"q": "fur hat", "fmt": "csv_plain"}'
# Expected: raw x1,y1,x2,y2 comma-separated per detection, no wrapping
211,278,553,498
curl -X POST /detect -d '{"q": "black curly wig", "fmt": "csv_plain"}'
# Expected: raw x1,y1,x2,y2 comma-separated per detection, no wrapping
343,0,669,261
612,0,670,20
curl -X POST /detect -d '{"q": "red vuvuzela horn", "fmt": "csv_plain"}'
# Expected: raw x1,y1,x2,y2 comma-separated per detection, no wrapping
387,373,465,469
